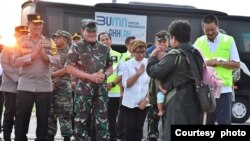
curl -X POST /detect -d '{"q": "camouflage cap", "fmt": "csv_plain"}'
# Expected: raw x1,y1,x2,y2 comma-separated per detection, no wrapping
27,13,45,23
81,19,97,32
130,40,147,52
53,30,71,40
71,32,81,40
15,25,29,33
155,30,169,41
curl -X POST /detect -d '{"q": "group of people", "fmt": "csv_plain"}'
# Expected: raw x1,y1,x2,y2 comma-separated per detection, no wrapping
0,12,240,141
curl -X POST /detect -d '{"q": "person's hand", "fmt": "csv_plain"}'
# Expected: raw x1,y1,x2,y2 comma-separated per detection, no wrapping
135,64,145,75
36,39,43,49
89,70,105,84
31,39,43,59
107,82,112,90
159,85,167,94
71,81,77,89
138,99,148,110
205,59,220,67
151,45,165,57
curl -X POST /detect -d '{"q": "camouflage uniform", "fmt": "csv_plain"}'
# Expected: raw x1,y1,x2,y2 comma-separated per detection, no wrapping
147,30,169,141
48,42,73,138
147,79,163,141
67,39,112,141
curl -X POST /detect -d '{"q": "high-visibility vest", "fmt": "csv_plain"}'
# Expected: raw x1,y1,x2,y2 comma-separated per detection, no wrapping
195,34,233,86
122,51,132,62
107,50,122,94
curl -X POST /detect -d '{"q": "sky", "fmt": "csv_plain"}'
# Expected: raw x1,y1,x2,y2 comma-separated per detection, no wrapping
0,0,250,45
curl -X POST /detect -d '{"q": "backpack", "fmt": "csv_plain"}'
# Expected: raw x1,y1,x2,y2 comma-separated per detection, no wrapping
180,49,222,113
197,65,222,113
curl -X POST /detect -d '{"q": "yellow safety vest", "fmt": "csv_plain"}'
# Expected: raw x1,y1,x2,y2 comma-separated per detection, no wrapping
195,34,233,86
108,50,122,94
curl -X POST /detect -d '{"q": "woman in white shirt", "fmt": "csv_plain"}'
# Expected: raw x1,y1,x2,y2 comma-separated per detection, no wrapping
121,40,150,141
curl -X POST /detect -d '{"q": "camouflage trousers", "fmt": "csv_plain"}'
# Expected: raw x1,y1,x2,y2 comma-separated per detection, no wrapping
147,104,164,141
74,92,109,141
48,90,73,137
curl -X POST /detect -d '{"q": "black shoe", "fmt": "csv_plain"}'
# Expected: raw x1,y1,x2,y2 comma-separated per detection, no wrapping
148,138,158,141
3,138,10,141
3,134,11,141
64,136,71,141
48,135,54,141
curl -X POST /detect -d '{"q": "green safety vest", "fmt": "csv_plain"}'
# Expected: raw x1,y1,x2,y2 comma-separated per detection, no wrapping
122,51,133,62
108,50,133,94
195,34,233,86
108,50,122,94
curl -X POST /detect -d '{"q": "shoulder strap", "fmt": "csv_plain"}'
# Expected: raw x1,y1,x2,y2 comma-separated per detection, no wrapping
180,50,200,85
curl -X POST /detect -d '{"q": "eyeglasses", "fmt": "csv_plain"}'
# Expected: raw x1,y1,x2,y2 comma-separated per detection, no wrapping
134,50,146,55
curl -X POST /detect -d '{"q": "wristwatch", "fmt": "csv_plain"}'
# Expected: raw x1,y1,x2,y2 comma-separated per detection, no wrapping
111,82,116,87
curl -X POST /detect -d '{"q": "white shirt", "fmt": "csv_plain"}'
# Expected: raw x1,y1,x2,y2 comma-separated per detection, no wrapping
122,58,150,108
118,51,132,76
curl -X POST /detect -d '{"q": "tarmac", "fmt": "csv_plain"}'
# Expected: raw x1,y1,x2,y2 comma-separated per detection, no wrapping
0,112,163,141
1,112,249,141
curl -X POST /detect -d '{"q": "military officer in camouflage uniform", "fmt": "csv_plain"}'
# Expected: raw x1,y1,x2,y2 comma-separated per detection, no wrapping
66,19,113,141
48,30,73,141
147,30,170,141
13,13,60,141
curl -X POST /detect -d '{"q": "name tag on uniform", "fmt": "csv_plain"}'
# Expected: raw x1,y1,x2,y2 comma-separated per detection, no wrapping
111,56,118,63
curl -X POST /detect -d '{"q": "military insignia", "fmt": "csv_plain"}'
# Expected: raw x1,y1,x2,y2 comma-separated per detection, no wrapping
50,39,58,55
111,56,118,63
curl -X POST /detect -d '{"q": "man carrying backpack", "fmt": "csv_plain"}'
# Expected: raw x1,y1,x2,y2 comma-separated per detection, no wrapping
194,15,240,125
147,19,204,141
